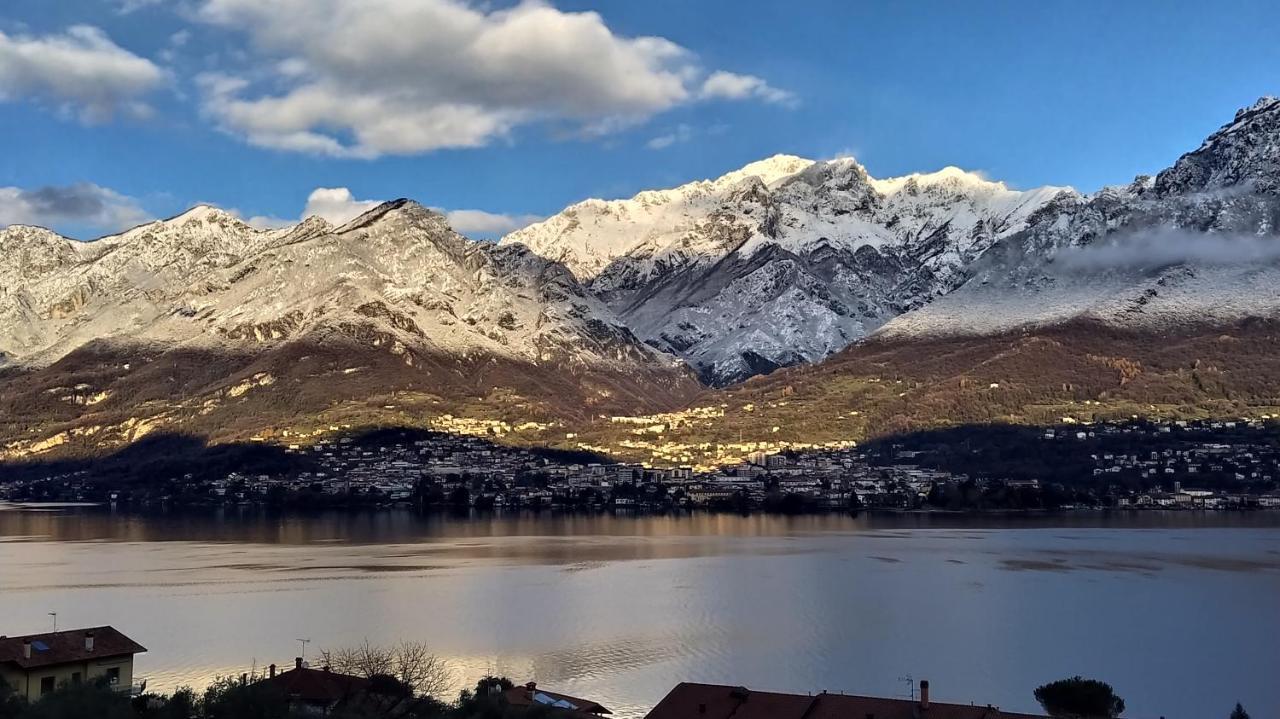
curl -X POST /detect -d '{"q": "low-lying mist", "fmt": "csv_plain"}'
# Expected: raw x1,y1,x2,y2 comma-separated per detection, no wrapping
1054,228,1280,273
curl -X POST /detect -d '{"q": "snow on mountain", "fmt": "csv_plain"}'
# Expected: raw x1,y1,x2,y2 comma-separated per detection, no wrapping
503,154,1070,384
878,97,1280,340
0,200,687,386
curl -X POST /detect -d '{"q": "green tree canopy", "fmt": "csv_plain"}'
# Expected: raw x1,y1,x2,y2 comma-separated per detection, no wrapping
1034,676,1125,718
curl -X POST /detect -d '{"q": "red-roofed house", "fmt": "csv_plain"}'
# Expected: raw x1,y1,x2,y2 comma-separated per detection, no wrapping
257,657,371,715
505,681,612,717
0,626,146,701
645,681,1049,719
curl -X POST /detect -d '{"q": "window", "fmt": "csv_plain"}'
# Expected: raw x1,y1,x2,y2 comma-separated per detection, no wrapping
106,667,120,685
71,672,82,685
40,676,55,695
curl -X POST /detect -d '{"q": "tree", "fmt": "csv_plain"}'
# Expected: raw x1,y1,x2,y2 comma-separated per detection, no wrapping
1230,703,1250,719
319,639,451,698
200,675,291,719
0,678,23,719
1034,676,1125,718
455,677,514,719
21,679,134,719
134,686,197,719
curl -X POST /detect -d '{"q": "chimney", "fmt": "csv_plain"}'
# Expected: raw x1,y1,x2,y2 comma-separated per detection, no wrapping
22,641,31,659
526,682,537,692
919,680,930,711
295,657,303,670
269,664,276,678
85,632,95,652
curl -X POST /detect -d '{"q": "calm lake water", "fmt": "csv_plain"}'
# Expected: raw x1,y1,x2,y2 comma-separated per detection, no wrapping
1,508,1277,718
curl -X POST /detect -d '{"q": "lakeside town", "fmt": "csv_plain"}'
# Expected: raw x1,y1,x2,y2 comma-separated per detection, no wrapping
3,418,1279,513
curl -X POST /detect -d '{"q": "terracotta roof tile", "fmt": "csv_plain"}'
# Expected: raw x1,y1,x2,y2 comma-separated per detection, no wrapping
505,683,612,715
0,627,145,670
260,667,369,704
645,683,1049,719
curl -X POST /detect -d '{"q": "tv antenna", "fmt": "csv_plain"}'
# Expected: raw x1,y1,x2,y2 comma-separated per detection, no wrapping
897,674,914,701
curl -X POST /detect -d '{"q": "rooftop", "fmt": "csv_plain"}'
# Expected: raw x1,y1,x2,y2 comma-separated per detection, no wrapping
505,682,612,716
645,683,1049,719
259,662,370,705
0,626,146,670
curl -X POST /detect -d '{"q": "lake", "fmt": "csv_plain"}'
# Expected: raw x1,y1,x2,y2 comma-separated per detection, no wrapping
1,508,1277,718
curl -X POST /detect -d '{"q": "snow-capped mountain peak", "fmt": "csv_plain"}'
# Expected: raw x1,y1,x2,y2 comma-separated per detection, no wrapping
503,153,1067,384
872,166,1007,195
878,97,1280,341
1155,95,1280,197
713,153,815,187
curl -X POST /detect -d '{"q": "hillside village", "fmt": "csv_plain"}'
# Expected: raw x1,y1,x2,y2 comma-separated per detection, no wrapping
3,419,1279,513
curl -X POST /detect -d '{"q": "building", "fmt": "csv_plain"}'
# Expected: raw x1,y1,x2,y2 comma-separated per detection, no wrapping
257,658,370,715
645,682,1049,719
0,626,146,701
504,681,612,717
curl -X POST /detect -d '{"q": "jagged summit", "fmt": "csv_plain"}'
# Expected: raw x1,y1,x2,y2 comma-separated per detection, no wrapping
872,166,1017,195
1155,95,1280,196
167,204,241,223
503,152,1064,384
715,153,815,187
880,97,1280,341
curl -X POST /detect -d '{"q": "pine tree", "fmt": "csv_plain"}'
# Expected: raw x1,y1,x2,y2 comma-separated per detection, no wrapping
1229,703,1250,719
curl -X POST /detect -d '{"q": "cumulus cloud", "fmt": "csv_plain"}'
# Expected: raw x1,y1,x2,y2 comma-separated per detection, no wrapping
0,25,165,122
300,187,381,225
243,187,537,237
192,0,791,157
0,183,150,232
442,209,542,236
240,187,378,228
699,70,796,107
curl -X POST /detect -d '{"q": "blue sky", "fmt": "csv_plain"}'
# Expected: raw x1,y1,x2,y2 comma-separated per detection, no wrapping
0,0,1277,239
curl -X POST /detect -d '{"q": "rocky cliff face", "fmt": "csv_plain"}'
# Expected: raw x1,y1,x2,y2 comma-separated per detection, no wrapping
503,155,1068,384
0,200,701,459
0,200,690,374
880,96,1280,339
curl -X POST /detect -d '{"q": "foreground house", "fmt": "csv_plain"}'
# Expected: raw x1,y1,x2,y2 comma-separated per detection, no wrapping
257,658,370,715
645,682,1048,719
0,626,146,700
504,682,612,716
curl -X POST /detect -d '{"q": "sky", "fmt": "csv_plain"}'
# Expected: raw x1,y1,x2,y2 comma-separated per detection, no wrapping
0,0,1277,240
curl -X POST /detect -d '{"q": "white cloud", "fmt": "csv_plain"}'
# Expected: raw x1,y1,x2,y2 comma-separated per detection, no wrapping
0,183,149,232
699,70,796,107
115,0,167,13
193,0,791,157
241,213,294,230
299,187,382,225
647,123,693,150
241,187,379,228
240,187,538,237
0,25,165,122
442,209,542,236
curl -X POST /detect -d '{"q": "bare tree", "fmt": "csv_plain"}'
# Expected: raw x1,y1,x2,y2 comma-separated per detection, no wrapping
318,639,451,698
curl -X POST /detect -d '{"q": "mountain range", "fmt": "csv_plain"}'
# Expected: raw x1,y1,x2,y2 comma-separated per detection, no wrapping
2,96,1279,465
